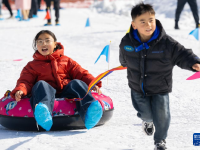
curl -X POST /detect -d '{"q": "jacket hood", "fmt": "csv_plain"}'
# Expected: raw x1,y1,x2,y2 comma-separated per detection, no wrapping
33,42,64,61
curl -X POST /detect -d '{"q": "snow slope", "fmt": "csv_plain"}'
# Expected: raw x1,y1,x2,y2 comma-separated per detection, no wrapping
0,1,200,150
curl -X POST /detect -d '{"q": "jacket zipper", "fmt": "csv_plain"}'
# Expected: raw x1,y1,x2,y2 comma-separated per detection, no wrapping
141,43,145,96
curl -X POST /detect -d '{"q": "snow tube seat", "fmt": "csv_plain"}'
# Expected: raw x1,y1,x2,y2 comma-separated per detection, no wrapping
0,92,113,131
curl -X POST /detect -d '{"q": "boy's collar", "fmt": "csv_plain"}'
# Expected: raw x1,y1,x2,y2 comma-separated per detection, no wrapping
131,26,160,52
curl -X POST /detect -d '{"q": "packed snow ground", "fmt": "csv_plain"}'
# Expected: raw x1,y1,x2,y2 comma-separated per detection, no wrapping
0,1,200,150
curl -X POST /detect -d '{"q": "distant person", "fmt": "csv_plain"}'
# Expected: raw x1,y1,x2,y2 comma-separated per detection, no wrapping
0,0,2,19
119,3,200,150
38,0,41,9
175,0,199,29
10,30,103,131
37,0,43,11
29,0,38,18
44,0,60,26
15,0,31,21
2,0,13,18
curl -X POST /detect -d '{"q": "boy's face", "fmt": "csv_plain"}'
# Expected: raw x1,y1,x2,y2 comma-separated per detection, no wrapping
131,12,156,41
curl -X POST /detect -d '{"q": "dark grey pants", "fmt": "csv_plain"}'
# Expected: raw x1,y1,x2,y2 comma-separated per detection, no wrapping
29,0,38,18
45,0,60,22
175,0,199,26
29,79,96,122
2,0,13,16
131,89,171,143
38,0,41,10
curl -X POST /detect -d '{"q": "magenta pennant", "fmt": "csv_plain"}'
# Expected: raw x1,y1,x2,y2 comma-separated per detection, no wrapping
186,72,200,80
13,59,22,61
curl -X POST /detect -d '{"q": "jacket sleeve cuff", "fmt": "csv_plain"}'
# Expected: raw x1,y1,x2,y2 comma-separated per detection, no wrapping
10,88,27,100
96,81,102,88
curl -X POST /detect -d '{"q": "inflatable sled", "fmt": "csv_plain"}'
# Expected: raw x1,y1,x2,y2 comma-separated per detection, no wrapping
0,91,113,131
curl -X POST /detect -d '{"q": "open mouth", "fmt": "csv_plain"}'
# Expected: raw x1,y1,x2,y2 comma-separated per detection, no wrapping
42,48,48,52
146,29,152,32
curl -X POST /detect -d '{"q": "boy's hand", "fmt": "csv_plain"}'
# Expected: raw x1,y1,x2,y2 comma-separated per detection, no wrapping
15,90,23,102
192,63,200,71
92,85,102,95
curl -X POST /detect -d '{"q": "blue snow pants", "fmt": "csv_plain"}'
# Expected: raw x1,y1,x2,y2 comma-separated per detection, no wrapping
29,79,96,122
131,89,171,143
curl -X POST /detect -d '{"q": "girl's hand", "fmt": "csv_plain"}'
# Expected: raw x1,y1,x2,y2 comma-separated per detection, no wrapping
15,90,23,102
92,85,102,95
192,63,200,71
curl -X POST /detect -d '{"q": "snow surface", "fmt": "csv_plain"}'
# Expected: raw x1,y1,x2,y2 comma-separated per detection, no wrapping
0,0,200,150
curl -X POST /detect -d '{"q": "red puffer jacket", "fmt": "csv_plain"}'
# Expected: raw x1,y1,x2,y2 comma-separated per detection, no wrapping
11,43,101,99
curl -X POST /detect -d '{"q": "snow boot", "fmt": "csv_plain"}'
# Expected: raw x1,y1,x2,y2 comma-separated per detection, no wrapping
175,21,179,29
84,101,103,129
55,21,60,26
32,15,38,18
142,121,154,136
154,140,167,150
34,103,53,131
44,22,52,26
196,23,200,28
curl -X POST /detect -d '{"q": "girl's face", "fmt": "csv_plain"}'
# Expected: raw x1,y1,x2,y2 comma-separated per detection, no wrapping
36,33,57,56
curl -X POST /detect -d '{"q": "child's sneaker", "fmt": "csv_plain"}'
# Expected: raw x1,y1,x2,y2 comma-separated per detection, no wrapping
142,121,154,136
34,103,53,131
85,101,103,129
154,140,167,150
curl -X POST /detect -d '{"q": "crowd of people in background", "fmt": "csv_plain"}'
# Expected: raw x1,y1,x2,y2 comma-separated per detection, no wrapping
0,0,60,25
0,0,199,28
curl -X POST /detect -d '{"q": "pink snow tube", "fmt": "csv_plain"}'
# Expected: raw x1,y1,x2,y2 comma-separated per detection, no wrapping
0,92,113,131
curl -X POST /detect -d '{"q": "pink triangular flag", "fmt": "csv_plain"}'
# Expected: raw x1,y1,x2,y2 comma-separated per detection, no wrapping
13,59,22,61
186,72,200,80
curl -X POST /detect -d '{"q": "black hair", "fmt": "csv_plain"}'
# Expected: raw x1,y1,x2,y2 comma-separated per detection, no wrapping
131,3,155,21
32,30,61,51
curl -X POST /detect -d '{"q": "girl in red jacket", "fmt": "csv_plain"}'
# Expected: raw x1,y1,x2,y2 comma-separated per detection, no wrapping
11,30,103,131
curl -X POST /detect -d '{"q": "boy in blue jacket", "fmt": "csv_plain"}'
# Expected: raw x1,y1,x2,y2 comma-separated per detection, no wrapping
119,3,200,150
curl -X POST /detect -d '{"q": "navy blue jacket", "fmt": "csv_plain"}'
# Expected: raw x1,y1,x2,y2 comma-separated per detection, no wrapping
119,19,200,96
